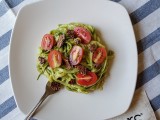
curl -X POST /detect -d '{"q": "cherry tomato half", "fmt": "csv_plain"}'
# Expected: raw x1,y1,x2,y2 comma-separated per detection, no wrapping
92,47,107,64
74,27,91,44
41,34,56,50
48,50,62,68
69,45,84,65
76,72,98,87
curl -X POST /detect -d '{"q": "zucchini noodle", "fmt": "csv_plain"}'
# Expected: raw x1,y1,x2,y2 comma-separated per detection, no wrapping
37,23,114,93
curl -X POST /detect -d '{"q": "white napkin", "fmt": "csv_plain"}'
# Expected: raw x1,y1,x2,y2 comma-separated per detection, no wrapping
109,89,157,120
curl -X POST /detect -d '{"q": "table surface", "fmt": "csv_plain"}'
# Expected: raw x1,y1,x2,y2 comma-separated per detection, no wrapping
0,0,160,120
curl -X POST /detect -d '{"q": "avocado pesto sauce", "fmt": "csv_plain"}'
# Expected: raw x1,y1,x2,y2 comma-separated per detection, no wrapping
37,23,114,93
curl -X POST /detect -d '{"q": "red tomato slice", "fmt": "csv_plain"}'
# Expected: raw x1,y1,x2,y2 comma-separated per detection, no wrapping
76,72,98,87
41,34,56,50
92,47,107,64
74,27,91,44
69,45,84,65
48,50,62,68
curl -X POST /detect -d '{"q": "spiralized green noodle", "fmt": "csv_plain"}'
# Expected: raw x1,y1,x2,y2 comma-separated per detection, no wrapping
37,23,114,93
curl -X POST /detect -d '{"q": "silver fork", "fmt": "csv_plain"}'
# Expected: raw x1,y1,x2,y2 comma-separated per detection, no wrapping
24,81,61,120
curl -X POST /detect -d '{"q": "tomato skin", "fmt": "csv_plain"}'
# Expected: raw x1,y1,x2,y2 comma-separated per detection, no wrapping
92,47,107,64
74,27,91,44
76,72,98,87
48,50,62,68
41,34,56,50
69,46,84,65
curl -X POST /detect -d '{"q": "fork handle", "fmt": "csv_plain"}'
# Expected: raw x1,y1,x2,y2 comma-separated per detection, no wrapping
24,91,49,120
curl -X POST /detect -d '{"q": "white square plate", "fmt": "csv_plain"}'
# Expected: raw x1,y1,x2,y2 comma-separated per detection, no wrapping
9,0,137,120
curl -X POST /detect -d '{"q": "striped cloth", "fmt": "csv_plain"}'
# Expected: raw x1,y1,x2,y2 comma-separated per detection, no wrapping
0,0,160,120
